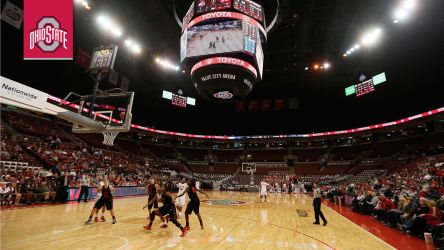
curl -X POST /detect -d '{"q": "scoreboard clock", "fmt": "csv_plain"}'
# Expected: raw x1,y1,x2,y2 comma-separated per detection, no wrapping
345,72,387,97
233,0,264,22
355,79,375,97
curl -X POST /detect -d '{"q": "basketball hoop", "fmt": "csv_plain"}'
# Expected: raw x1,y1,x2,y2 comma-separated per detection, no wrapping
102,131,119,146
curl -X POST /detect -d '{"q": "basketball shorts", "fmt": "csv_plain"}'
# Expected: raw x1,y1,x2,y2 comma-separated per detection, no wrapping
94,198,113,210
159,205,177,219
175,195,186,207
260,189,267,196
185,200,200,215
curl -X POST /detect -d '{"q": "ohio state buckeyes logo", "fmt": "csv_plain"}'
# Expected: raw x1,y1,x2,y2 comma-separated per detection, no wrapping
29,17,68,52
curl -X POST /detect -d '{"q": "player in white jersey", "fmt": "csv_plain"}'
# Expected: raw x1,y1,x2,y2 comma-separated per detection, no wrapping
259,179,269,202
175,178,188,219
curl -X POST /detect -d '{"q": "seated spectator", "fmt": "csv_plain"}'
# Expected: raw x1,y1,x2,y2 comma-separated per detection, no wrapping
363,191,379,215
385,197,410,227
352,191,366,212
374,195,395,221
401,200,441,236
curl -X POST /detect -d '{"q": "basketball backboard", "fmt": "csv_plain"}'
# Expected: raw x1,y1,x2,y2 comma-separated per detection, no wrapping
241,162,256,173
50,88,134,136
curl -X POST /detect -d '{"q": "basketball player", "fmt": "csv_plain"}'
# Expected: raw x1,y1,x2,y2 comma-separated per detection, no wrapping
312,182,327,226
260,179,269,202
143,187,188,237
142,178,158,218
94,178,107,222
85,175,116,224
175,178,188,219
195,180,201,190
175,179,209,230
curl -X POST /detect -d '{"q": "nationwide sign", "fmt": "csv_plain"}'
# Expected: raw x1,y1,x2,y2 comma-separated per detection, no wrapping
24,0,73,60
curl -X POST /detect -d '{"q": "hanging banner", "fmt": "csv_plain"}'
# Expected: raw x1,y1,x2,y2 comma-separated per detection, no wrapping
1,1,23,29
23,0,73,60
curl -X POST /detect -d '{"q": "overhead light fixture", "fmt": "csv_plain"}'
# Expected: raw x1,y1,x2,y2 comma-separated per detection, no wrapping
112,27,122,37
124,39,133,46
131,44,141,54
361,27,382,47
402,0,416,10
96,15,112,30
323,62,331,69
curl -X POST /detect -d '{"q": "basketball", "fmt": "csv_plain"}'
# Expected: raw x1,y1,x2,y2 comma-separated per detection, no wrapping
119,111,126,120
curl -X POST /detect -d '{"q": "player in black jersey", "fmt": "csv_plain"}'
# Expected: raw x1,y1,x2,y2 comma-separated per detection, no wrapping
143,186,188,237
85,175,117,224
175,179,209,230
142,178,158,218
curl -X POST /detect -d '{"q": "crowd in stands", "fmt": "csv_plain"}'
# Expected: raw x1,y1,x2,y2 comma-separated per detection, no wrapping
2,109,444,249
321,155,444,244
0,131,181,207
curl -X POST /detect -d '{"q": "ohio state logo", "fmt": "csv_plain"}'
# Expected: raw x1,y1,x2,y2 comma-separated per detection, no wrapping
29,17,68,52
213,91,233,99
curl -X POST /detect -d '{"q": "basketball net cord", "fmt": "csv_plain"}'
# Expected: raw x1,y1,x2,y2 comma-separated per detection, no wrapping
102,131,119,146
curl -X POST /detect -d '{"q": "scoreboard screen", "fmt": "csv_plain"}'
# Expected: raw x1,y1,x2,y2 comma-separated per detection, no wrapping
243,22,257,54
89,45,118,71
234,0,264,22
344,72,387,97
185,20,243,58
195,0,231,14
172,94,187,108
355,79,375,97
182,2,195,30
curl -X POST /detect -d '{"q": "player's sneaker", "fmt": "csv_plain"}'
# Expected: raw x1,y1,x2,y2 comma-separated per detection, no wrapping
94,217,99,222
100,216,106,222
180,229,188,237
165,215,170,223
200,224,204,229
160,224,168,228
112,219,116,224
85,218,92,225
143,225,151,230
184,226,190,230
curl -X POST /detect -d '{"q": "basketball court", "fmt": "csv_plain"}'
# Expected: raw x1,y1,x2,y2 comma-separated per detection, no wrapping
1,192,409,250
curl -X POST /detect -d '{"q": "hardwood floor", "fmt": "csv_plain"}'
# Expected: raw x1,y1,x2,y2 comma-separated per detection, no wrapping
1,192,396,250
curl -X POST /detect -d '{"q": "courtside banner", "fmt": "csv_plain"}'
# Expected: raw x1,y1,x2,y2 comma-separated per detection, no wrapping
23,0,73,60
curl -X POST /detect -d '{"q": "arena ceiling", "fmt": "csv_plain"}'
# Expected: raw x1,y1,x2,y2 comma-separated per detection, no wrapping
1,0,444,136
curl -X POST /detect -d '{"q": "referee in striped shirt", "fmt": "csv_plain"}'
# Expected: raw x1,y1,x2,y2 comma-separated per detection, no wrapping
313,182,327,226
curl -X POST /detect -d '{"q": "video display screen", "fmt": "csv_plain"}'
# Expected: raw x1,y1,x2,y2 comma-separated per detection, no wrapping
186,20,243,58
243,22,257,54
182,2,195,30
195,0,232,14
233,0,263,22
255,34,264,78
180,29,188,61
355,79,375,97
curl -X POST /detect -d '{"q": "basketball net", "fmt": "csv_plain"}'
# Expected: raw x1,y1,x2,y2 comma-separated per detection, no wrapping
102,131,119,146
